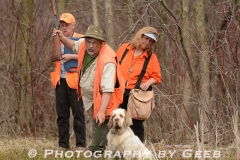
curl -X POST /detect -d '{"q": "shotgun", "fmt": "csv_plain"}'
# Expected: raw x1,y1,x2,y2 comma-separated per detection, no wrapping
51,0,61,62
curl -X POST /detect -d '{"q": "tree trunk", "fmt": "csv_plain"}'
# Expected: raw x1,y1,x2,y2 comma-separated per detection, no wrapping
126,0,134,41
105,0,115,49
180,0,199,137
58,0,66,15
91,0,99,25
194,0,211,139
14,0,34,136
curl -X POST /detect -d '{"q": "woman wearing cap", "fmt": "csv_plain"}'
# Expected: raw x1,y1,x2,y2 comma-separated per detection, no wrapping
116,27,162,142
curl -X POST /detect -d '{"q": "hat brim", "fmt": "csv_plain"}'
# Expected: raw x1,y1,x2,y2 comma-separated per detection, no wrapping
144,33,157,42
82,35,105,42
60,20,72,24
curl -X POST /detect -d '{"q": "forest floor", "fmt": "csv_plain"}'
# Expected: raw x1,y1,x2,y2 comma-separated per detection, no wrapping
0,136,238,160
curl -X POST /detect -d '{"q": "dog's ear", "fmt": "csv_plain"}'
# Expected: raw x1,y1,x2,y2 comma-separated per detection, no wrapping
107,112,113,128
124,110,132,127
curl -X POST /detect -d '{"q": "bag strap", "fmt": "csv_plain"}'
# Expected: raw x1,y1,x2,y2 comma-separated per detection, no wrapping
119,43,130,65
135,54,152,89
114,57,120,88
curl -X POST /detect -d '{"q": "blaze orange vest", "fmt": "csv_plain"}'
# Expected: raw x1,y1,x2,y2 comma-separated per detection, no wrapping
50,33,83,89
77,41,125,119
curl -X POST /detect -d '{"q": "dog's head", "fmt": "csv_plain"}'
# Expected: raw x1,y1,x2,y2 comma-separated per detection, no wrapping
108,108,132,134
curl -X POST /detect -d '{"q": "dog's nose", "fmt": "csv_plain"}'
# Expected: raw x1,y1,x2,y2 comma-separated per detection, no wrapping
115,118,119,122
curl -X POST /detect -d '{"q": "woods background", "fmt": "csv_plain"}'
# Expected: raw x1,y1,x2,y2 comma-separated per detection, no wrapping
0,0,239,157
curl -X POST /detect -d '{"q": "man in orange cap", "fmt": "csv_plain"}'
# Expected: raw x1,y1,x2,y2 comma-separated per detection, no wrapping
50,13,86,151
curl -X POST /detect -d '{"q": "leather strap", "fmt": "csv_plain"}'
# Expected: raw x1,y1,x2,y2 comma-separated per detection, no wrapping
119,43,130,65
135,54,152,89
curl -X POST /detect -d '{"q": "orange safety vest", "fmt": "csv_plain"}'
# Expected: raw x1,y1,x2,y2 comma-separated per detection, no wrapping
50,33,83,89
77,41,125,119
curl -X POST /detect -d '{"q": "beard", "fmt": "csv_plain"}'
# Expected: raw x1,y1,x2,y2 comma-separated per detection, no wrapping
87,49,98,57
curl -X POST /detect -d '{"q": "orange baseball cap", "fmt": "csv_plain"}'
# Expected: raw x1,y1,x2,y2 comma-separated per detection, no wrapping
60,13,75,24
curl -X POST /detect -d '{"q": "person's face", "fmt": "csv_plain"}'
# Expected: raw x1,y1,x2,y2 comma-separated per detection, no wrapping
139,35,155,50
59,21,75,37
85,38,102,57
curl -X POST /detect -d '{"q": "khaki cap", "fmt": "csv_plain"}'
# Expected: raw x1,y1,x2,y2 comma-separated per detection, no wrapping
83,25,104,41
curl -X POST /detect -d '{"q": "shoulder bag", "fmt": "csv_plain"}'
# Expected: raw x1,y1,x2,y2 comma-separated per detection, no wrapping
119,45,155,120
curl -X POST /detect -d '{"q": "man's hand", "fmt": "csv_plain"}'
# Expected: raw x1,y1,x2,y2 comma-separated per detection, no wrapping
96,111,105,126
61,54,75,62
53,28,64,39
96,92,112,125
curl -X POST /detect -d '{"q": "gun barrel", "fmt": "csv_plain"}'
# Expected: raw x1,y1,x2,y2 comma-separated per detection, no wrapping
51,0,59,29
51,0,61,62
51,0,57,15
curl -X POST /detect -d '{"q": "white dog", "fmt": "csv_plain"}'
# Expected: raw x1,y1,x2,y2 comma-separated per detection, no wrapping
106,108,153,160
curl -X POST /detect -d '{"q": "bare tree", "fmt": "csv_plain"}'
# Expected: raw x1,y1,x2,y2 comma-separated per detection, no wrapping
58,0,66,15
180,0,198,137
193,0,211,137
12,0,34,135
91,0,99,25
105,0,115,49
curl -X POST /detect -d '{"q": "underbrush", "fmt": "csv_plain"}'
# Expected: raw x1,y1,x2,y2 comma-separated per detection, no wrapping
0,137,238,160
